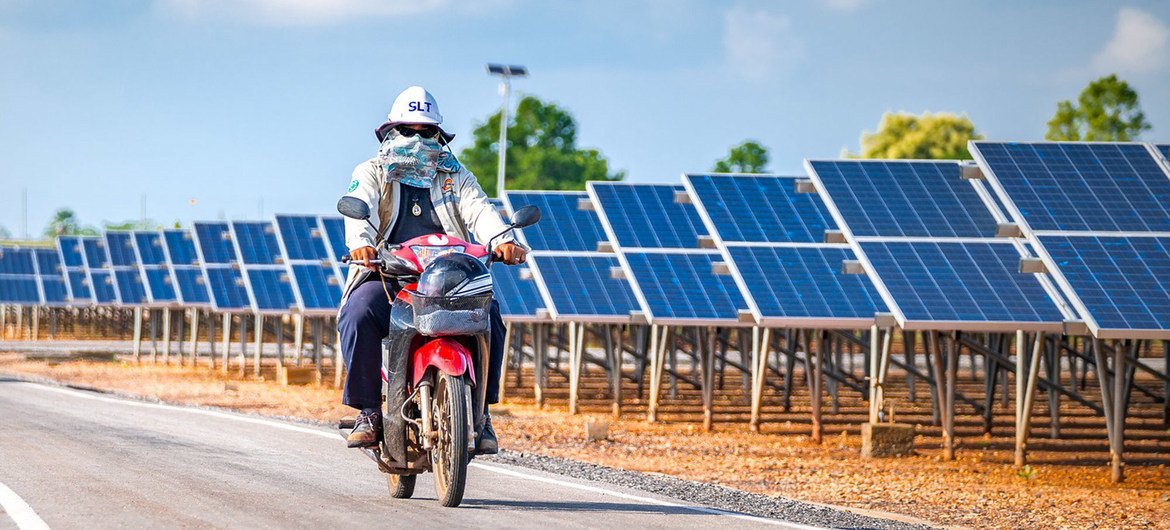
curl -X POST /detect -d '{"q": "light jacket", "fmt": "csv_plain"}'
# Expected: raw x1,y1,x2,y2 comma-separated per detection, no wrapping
338,152,513,310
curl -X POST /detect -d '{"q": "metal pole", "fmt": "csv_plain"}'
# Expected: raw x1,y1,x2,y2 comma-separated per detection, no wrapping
132,307,143,363
496,77,511,198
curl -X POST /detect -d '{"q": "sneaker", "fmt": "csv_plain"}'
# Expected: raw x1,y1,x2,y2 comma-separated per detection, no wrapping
476,413,498,454
347,408,382,448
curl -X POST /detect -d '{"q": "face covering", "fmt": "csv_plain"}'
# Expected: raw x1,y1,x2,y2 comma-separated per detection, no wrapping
378,130,442,188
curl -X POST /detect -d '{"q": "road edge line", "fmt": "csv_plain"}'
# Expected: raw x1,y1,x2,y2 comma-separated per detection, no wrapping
0,481,50,530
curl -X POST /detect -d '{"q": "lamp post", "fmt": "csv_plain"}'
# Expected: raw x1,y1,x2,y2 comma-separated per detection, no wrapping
486,63,528,198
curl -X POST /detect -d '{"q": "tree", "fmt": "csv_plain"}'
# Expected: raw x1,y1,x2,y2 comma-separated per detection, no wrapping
1046,75,1152,141
460,95,623,196
103,219,161,231
43,209,98,238
713,140,769,173
851,112,982,160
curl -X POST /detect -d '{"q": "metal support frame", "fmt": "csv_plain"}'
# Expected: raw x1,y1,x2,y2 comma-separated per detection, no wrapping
1014,330,1045,467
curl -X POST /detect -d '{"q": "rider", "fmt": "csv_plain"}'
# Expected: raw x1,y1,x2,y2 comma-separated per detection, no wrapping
337,85,526,453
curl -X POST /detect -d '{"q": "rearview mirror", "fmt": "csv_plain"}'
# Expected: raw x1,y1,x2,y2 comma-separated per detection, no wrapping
510,205,541,229
337,196,371,221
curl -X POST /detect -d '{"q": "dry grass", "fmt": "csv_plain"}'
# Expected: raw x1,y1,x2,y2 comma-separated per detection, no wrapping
3,354,1167,529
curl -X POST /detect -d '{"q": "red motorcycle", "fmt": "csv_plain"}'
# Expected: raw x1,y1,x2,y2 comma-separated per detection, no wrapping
336,196,539,507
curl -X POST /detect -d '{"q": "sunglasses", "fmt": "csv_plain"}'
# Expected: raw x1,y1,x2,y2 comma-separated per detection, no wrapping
395,125,440,139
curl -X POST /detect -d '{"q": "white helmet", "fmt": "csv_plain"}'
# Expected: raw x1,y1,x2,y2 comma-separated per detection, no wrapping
376,86,453,143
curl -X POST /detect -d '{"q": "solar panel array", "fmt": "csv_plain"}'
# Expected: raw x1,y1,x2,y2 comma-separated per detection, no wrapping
274,215,344,315
807,159,1071,332
588,182,747,325
504,191,635,322
0,248,42,305
972,141,1170,339
684,174,886,328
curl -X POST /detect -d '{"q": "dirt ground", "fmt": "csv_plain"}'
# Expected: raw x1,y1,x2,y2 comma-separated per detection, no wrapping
3,354,1167,529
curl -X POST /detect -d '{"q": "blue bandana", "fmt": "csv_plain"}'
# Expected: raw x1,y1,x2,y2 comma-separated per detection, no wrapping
378,131,442,188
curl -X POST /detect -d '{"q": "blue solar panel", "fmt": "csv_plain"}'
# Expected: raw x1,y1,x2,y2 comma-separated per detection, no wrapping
808,160,996,238
174,268,210,305
290,263,342,311
277,215,331,261
321,217,348,261
0,248,35,275
163,229,200,266
491,264,545,319
861,241,1064,324
144,268,177,303
972,142,1170,232
205,267,250,310
105,233,137,267
232,221,283,265
40,277,68,304
34,249,61,277
32,249,68,305
193,222,236,264
113,269,147,305
89,270,118,304
244,268,297,311
134,232,167,266
1040,235,1170,332
729,246,885,320
533,255,639,318
505,192,608,252
67,270,92,302
1158,144,1169,160
0,277,40,304
624,252,745,321
590,183,707,249
58,237,84,268
686,175,835,243
81,237,110,268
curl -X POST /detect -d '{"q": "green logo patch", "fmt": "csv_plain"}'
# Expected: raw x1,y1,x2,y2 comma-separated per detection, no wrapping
347,180,359,192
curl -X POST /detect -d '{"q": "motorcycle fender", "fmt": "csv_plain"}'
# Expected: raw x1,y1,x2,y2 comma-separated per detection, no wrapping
411,338,476,388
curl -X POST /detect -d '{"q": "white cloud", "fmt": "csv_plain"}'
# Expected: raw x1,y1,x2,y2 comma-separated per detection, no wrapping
1092,6,1169,74
723,6,804,81
155,0,457,26
821,0,868,13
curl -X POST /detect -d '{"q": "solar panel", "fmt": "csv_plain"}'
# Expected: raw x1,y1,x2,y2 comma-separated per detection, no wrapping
1158,144,1169,161
161,229,210,306
276,215,331,261
191,223,250,311
129,231,177,305
58,236,84,268
232,221,284,265
685,174,835,243
588,183,707,249
971,142,1170,232
1038,235,1170,338
528,254,639,322
134,232,167,266
79,236,119,305
728,246,885,325
193,222,236,264
504,191,608,252
491,264,545,321
290,263,342,312
321,217,348,262
0,247,42,305
622,251,745,323
66,270,92,302
89,270,118,304
32,249,69,306
806,160,997,238
104,233,147,305
860,241,1065,327
244,267,298,312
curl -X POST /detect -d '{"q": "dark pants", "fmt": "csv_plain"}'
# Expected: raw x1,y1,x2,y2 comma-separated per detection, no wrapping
338,277,505,412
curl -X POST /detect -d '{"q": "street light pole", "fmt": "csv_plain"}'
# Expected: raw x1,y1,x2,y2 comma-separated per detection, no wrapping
486,64,528,198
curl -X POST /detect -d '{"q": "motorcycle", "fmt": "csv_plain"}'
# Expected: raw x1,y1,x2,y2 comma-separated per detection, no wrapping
335,196,540,507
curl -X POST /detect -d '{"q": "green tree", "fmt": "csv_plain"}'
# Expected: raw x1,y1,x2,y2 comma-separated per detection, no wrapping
713,140,769,173
460,95,623,196
850,112,982,160
103,219,161,231
44,209,99,237
1045,75,1152,141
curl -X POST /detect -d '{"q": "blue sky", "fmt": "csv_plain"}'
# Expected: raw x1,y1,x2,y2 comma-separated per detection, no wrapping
1,0,1168,238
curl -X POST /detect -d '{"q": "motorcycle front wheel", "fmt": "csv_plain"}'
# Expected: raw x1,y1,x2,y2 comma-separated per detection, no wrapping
431,373,470,507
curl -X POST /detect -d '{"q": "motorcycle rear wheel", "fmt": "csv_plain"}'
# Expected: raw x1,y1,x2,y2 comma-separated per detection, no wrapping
387,474,416,499
431,373,470,507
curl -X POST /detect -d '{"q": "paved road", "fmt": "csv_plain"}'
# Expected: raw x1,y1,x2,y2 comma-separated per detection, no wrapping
0,378,812,529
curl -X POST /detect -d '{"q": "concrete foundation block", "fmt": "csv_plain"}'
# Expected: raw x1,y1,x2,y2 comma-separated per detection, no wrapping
861,422,915,458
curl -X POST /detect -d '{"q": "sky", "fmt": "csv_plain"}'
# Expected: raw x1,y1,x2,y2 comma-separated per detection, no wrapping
1,0,1169,238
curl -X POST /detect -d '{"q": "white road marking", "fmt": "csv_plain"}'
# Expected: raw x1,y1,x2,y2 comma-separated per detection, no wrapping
0,481,50,530
19,382,823,528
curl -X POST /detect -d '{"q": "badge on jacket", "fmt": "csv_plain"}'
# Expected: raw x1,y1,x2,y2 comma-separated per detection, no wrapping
436,151,462,174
